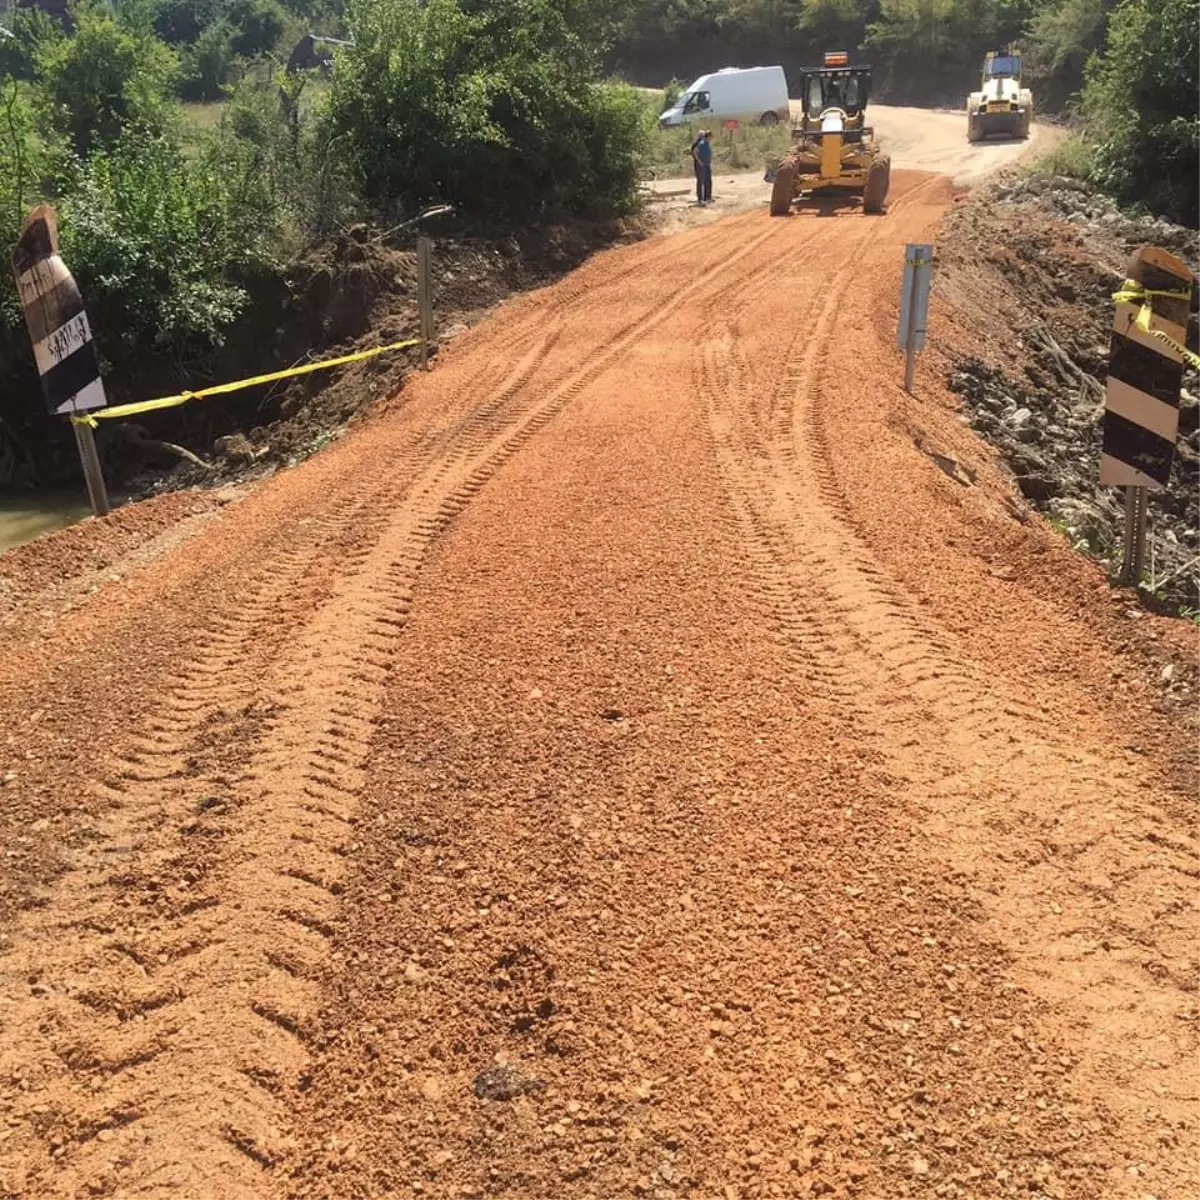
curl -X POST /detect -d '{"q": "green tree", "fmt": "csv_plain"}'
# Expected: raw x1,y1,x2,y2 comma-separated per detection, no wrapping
866,0,1031,100
327,0,646,221
227,0,286,56
154,0,228,44
36,6,178,155
798,0,876,52
1027,0,1108,77
1082,0,1198,224
179,19,237,99
0,7,63,82
59,127,277,362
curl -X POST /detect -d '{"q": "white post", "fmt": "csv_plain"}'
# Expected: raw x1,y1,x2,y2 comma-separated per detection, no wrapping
903,254,921,394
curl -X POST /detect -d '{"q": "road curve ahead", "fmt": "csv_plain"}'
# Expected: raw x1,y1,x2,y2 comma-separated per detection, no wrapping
0,171,1195,1200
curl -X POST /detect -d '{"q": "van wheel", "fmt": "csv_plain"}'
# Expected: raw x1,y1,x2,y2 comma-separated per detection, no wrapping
770,161,796,215
863,155,890,214
759,110,780,126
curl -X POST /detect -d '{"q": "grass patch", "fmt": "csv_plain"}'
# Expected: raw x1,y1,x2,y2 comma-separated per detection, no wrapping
640,120,792,180
179,74,332,156
1029,132,1094,179
617,83,794,181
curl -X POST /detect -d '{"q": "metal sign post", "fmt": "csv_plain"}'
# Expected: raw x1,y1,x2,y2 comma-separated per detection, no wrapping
897,243,933,393
1099,245,1194,587
12,205,110,516
417,235,434,370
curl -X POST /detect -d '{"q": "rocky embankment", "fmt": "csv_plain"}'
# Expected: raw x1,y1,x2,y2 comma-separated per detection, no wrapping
938,172,1198,612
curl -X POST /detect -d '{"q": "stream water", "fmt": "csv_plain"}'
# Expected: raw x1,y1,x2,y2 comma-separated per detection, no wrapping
0,491,92,554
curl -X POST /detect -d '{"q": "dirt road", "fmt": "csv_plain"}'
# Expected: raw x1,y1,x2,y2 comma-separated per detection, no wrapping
0,165,1196,1200
645,104,1059,228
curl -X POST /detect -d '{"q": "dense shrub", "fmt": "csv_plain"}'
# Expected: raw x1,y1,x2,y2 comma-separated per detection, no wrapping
179,19,237,100
0,6,62,82
57,128,279,365
1081,0,1198,225
325,0,648,222
0,82,45,367
227,0,287,56
35,7,178,154
154,0,229,45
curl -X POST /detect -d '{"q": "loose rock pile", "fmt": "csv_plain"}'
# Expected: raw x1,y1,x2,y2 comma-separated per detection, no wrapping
939,171,1199,611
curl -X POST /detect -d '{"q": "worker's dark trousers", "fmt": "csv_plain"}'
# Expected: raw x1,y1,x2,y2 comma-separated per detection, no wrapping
695,164,712,203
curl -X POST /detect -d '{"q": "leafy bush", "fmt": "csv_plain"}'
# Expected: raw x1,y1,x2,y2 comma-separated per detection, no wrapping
179,19,237,100
154,0,229,45
0,6,63,82
326,0,647,222
1023,0,1110,106
1081,0,1198,225
36,6,178,155
1032,131,1095,179
0,81,47,362
227,0,287,57
662,76,684,109
57,128,279,365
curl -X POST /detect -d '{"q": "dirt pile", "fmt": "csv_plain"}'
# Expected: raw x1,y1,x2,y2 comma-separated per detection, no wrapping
937,172,1198,611
118,219,641,497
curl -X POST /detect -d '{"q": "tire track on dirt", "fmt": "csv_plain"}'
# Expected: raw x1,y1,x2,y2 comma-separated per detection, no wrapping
697,178,1198,1198
0,212,792,1200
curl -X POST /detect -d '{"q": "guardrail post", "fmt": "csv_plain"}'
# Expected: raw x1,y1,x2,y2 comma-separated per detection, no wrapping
72,422,110,516
1099,245,1195,588
898,244,933,394
417,235,433,370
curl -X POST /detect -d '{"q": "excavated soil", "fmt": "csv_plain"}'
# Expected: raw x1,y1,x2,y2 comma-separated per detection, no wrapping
936,172,1199,610
0,171,1196,1200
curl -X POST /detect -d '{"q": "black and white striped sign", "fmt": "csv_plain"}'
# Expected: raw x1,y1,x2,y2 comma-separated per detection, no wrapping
11,205,106,416
1099,247,1191,489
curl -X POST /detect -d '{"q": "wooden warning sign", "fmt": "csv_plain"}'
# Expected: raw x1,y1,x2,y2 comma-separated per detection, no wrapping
1099,247,1193,489
11,205,107,417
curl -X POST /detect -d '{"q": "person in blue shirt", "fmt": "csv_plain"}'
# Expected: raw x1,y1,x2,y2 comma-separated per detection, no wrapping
692,129,713,205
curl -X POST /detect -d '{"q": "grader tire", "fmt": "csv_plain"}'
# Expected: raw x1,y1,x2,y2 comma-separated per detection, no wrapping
863,155,890,215
770,162,797,216
1020,111,1031,139
967,115,980,143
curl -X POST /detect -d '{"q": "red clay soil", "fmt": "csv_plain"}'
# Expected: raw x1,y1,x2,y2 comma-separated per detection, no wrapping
0,171,1195,1200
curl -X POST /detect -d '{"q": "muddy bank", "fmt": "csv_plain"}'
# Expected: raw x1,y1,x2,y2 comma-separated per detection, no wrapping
937,171,1199,612
0,218,643,499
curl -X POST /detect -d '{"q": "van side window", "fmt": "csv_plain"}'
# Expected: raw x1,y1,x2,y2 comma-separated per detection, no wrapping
684,90,710,113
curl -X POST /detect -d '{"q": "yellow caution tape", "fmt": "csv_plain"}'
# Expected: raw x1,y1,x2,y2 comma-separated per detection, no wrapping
70,336,423,427
1112,280,1200,370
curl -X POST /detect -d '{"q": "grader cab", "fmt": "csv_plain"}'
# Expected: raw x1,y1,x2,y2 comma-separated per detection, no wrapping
769,52,890,216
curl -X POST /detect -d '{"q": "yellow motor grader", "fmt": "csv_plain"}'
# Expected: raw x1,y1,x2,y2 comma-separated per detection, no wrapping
769,52,890,216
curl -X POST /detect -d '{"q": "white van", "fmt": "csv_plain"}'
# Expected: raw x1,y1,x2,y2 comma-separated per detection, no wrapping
658,66,790,129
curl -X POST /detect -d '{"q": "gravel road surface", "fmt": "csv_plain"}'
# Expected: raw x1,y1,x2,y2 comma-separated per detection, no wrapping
0,138,1194,1200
